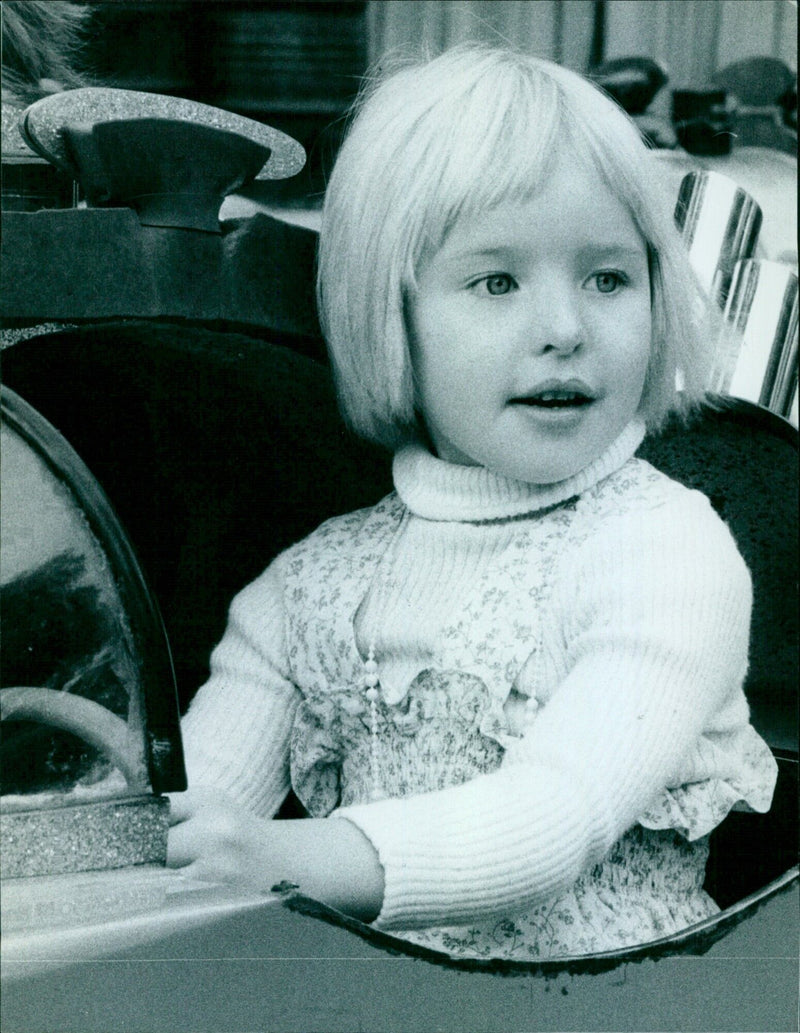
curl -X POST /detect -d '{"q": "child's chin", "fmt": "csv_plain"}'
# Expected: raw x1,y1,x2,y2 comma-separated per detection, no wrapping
493,450,596,486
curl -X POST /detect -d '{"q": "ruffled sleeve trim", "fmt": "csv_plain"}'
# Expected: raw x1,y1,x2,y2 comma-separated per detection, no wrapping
638,726,778,841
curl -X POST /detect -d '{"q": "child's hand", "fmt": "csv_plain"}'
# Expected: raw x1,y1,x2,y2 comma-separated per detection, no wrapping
166,786,385,920
166,786,278,892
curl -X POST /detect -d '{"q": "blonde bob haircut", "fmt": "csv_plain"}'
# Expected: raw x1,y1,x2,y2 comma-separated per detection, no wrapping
317,45,714,452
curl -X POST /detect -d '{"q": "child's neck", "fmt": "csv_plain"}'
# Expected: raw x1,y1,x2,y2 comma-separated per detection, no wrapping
394,418,646,522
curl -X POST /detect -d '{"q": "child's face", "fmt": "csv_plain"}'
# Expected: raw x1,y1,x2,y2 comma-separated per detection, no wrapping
407,153,652,484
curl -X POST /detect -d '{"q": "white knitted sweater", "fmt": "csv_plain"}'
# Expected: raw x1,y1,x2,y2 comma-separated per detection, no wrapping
182,420,776,934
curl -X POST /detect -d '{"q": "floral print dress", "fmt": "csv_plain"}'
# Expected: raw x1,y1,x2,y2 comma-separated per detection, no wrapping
281,478,776,960
291,662,775,959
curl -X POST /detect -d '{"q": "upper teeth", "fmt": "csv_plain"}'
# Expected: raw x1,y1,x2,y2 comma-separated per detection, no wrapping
538,391,578,400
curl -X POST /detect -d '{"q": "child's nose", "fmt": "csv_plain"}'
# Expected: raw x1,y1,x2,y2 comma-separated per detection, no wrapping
527,286,584,356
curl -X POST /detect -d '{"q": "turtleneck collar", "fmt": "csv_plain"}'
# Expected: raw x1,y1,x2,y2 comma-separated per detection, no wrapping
393,418,646,522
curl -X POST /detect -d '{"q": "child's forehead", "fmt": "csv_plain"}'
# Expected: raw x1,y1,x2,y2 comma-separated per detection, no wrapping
425,143,638,248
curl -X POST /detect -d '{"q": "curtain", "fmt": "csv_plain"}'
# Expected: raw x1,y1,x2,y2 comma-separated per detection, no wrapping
366,0,597,70
366,1,797,87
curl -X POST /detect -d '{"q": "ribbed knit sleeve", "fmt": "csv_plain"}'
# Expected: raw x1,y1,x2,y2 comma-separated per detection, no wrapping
181,558,300,818
334,490,753,930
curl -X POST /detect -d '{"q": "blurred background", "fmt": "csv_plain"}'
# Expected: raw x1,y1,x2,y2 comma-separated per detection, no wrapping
6,0,794,204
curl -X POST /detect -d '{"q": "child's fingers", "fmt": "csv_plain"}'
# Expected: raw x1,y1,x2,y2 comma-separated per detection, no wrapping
166,785,234,825
165,819,199,868
165,821,192,868
165,790,194,825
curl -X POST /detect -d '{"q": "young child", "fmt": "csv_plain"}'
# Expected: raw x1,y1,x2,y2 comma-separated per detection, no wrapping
169,46,778,959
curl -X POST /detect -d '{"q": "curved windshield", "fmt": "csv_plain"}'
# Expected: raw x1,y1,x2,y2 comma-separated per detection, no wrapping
1,388,184,810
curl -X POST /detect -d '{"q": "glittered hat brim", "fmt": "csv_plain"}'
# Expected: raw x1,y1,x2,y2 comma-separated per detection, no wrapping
20,87,306,183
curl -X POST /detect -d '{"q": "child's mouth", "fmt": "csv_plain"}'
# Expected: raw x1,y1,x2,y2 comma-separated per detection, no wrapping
513,384,596,410
520,391,593,409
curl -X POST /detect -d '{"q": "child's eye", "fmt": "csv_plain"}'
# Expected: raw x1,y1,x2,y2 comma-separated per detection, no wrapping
474,274,517,296
588,271,627,294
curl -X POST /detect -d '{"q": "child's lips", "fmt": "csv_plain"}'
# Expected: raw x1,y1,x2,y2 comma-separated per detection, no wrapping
511,379,598,409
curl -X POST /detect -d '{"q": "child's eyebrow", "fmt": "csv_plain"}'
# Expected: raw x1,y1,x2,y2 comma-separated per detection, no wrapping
443,245,521,265
443,243,647,267
575,244,648,264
